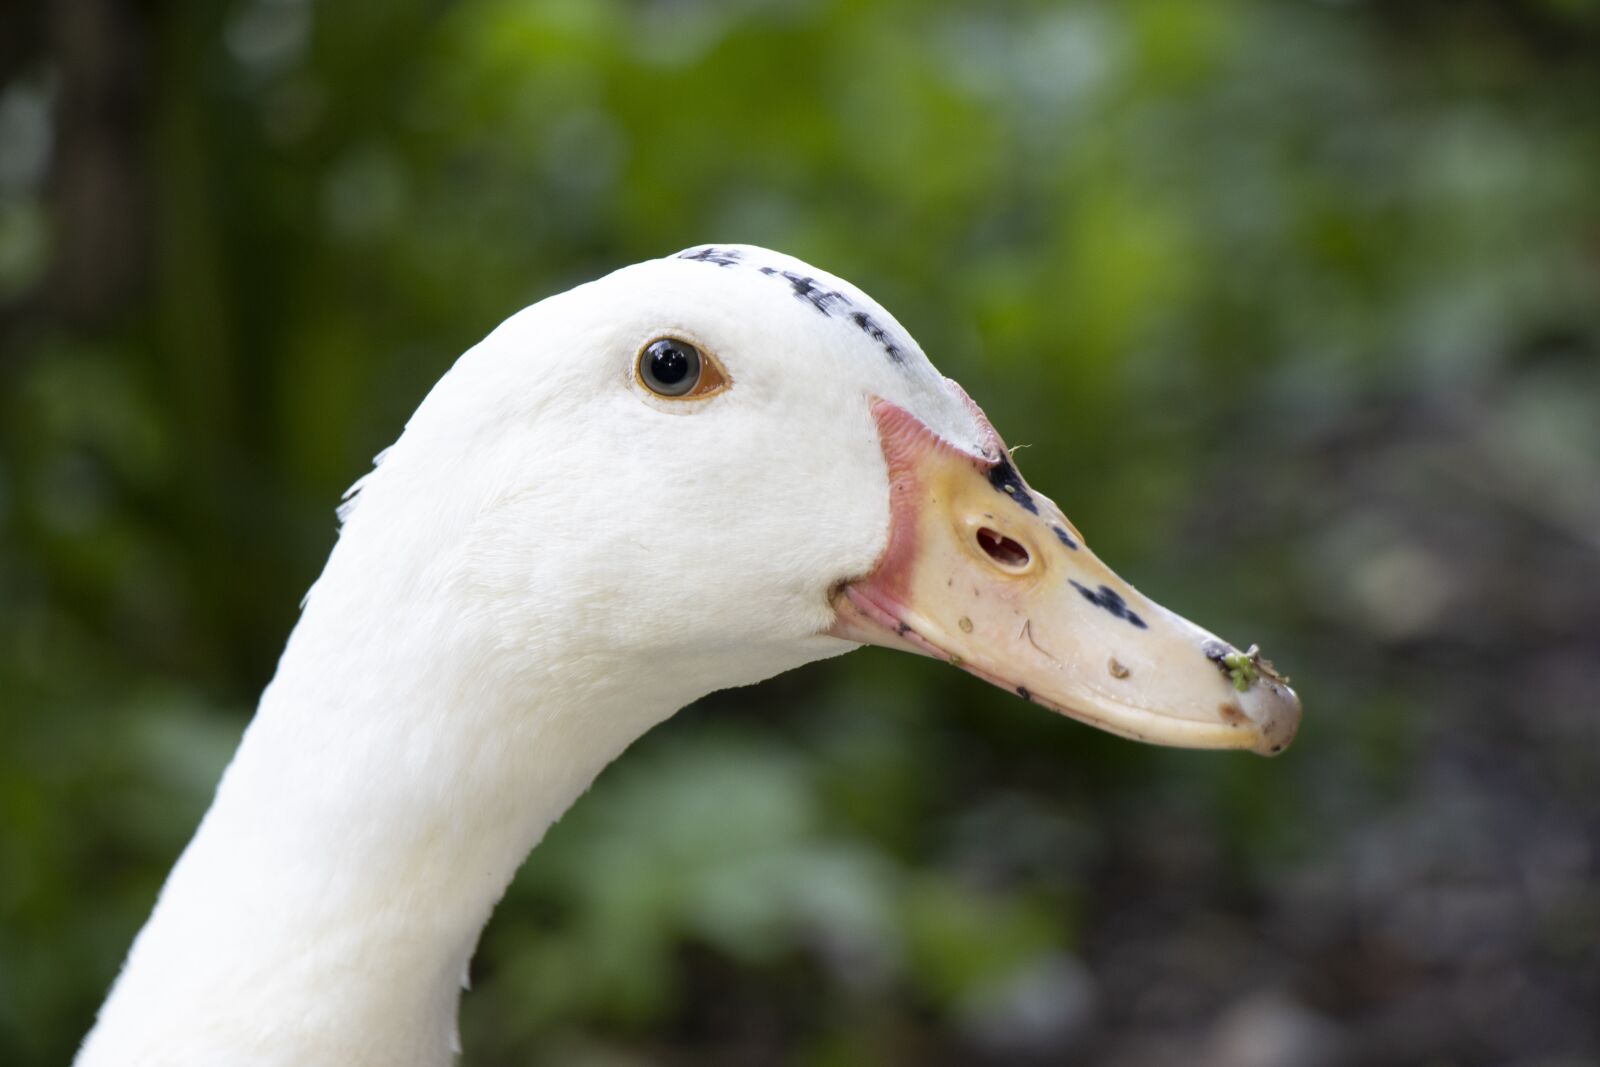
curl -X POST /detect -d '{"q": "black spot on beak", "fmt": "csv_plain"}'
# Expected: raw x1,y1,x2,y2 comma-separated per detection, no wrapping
1068,580,1148,629
1016,686,1033,702
1051,525,1078,550
987,458,1040,515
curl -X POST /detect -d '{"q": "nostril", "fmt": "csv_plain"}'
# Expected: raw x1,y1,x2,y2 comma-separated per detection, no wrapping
976,527,1030,569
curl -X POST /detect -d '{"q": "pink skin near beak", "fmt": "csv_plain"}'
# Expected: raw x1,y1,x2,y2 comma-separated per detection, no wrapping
831,392,1302,756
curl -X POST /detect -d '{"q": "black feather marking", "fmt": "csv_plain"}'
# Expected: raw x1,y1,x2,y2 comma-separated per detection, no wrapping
761,269,848,317
849,310,905,364
678,246,743,267
687,254,914,368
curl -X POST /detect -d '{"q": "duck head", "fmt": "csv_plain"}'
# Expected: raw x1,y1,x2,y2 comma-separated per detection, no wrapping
75,242,1306,1067
389,243,1299,754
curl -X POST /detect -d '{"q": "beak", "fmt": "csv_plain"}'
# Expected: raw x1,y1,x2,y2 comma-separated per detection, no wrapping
831,395,1302,756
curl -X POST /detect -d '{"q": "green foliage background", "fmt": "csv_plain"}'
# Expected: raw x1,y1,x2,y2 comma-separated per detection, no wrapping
2,1,1598,1064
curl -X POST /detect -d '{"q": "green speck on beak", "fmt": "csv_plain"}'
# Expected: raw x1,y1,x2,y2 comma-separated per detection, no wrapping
1223,647,1262,692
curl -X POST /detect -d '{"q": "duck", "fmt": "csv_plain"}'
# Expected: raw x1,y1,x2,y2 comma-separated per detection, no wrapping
75,244,1301,1066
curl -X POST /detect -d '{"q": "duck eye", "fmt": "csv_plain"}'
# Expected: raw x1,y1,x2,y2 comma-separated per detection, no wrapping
640,338,699,395
635,337,729,399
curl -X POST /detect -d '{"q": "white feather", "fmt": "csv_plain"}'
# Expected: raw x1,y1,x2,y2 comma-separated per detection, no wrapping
76,246,987,1066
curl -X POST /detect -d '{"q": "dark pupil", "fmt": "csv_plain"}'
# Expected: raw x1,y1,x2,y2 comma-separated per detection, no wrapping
651,344,690,383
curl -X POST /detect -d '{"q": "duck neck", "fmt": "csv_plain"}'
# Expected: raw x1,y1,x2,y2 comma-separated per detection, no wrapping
77,536,695,1067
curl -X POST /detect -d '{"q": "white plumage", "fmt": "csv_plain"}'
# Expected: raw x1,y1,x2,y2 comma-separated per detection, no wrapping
77,245,1298,1066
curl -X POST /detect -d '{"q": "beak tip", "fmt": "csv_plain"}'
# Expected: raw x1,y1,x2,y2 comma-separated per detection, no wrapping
1242,679,1303,757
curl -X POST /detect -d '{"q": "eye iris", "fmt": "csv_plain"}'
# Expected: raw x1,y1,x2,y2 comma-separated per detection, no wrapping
642,339,701,396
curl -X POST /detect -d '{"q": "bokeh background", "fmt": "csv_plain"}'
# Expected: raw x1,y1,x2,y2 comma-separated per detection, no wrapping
3,1,1598,1064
